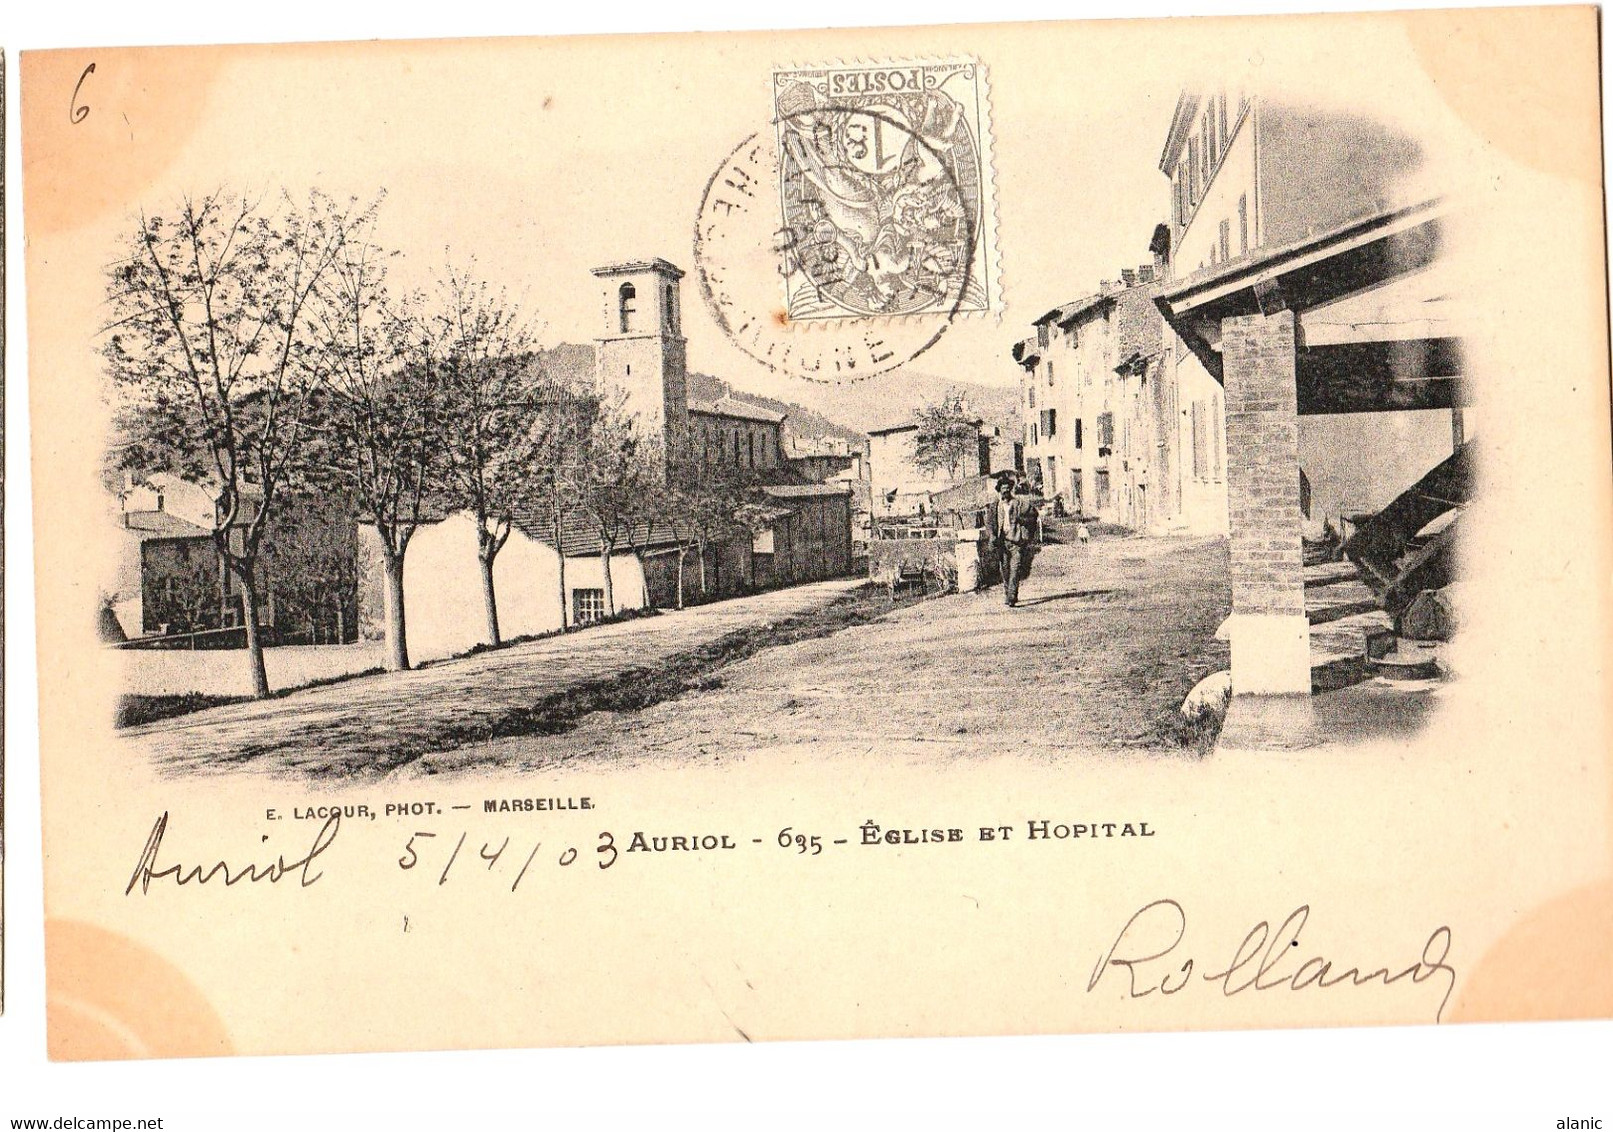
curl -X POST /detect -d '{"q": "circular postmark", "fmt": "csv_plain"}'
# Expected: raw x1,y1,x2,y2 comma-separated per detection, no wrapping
693,97,984,383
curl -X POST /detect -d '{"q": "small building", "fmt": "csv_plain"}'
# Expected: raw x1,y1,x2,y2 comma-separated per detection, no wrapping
108,474,274,641
867,415,992,518
690,395,787,471
754,483,855,588
358,486,852,664
784,435,865,483
109,474,360,645
358,511,674,662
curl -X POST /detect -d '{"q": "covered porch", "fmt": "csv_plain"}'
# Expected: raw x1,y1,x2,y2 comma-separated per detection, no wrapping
1156,197,1471,747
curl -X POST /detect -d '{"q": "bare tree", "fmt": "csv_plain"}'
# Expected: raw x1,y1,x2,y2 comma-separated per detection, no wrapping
661,428,754,607
431,262,541,647
911,389,982,481
304,220,441,671
491,370,594,632
622,433,680,609
567,393,645,619
103,189,359,697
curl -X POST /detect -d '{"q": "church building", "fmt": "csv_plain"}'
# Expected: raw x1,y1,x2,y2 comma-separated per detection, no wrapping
354,256,853,663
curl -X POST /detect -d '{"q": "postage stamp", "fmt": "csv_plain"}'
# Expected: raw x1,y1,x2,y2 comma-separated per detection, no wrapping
694,130,957,383
770,59,998,322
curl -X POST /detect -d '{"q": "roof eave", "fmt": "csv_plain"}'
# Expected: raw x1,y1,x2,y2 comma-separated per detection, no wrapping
1158,89,1203,173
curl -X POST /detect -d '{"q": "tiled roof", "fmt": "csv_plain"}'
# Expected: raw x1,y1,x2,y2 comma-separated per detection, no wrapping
690,396,787,424
1034,293,1110,327
762,483,852,499
869,415,982,437
507,505,687,558
120,510,211,539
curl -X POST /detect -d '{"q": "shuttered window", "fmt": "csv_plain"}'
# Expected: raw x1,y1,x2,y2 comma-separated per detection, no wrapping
1191,401,1208,479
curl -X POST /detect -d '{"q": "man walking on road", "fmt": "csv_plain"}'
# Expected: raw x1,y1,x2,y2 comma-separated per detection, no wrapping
993,477,1039,607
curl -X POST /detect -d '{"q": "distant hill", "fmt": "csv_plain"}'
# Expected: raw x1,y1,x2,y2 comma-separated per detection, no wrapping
541,342,1019,443
726,372,1021,438
687,372,866,446
530,342,597,388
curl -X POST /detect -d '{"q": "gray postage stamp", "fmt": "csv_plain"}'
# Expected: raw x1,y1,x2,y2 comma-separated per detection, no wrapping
771,58,998,321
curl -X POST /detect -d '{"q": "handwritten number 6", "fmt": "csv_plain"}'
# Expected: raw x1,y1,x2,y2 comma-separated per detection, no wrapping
70,63,95,125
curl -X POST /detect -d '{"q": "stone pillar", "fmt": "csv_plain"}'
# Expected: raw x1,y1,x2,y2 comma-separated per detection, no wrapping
1221,310,1310,698
955,527,986,592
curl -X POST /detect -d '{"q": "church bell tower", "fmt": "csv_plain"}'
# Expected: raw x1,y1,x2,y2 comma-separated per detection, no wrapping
591,259,690,445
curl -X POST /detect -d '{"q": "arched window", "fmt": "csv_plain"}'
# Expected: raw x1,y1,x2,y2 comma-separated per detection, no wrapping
748,433,755,467
664,284,676,331
733,431,741,464
618,283,637,333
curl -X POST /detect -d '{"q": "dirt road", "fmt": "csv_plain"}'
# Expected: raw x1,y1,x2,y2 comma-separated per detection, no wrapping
403,533,1232,777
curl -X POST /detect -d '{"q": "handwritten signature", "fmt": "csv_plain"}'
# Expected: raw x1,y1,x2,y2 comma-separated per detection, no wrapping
126,811,341,894
1088,899,1457,1023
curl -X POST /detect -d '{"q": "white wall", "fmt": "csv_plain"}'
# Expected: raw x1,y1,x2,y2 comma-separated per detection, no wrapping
1298,410,1456,529
111,529,145,638
363,515,651,664
1176,102,1259,274
1171,348,1231,536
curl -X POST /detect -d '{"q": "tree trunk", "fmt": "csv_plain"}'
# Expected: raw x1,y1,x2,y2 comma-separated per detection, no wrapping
600,546,616,617
676,548,686,610
381,545,411,671
697,538,709,595
553,506,569,632
235,562,272,698
479,549,501,647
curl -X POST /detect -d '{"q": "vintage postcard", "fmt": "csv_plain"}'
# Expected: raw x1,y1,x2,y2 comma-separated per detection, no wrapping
17,8,1611,1060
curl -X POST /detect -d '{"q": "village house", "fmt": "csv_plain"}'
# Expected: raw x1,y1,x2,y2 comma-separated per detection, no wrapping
107,475,277,642
783,435,865,483
1152,87,1468,710
1011,266,1213,533
783,436,873,550
866,411,1016,520
108,474,360,646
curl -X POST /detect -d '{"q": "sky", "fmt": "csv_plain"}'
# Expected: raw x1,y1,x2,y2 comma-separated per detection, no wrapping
19,14,1482,456
22,21,1190,427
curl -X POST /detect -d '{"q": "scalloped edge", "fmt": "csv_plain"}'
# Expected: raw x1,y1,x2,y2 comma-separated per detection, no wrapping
766,55,1005,330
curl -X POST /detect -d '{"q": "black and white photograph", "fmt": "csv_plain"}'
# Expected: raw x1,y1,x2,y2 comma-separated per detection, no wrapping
2,3,1610,1126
